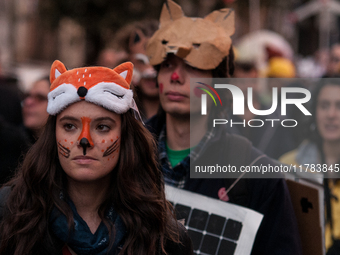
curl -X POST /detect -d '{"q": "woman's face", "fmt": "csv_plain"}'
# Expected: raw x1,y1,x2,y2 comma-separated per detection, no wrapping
316,85,340,143
22,79,50,131
56,101,121,183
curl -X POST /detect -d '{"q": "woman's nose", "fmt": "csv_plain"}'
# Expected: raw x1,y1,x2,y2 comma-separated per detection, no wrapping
79,137,92,156
327,105,337,118
77,117,94,155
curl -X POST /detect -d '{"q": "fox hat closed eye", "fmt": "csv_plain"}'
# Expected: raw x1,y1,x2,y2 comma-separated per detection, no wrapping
146,0,235,70
47,60,134,115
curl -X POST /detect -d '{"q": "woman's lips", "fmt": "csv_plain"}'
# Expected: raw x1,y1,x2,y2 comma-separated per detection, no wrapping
324,124,339,131
73,155,97,164
166,91,186,101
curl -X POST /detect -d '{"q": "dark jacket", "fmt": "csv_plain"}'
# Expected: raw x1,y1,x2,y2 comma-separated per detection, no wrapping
0,186,193,255
146,114,302,255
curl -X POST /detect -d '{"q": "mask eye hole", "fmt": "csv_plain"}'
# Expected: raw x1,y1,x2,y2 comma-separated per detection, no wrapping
162,40,168,45
193,43,200,49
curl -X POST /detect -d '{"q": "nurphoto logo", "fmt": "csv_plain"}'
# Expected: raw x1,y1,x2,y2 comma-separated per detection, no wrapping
196,82,223,115
198,81,312,128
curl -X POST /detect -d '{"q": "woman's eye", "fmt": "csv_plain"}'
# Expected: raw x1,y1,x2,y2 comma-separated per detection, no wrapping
318,101,329,110
336,102,340,110
97,125,110,132
137,59,146,65
64,124,75,131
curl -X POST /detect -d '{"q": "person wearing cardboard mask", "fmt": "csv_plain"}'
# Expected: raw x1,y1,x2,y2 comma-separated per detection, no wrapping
146,1,302,254
0,61,192,254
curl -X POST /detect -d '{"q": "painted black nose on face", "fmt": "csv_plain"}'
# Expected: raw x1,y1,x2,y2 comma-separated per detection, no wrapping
77,86,88,98
80,137,91,155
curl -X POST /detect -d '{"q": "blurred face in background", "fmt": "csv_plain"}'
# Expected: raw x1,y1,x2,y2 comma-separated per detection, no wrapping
22,79,50,133
130,52,158,99
129,29,158,99
328,45,340,75
316,84,340,143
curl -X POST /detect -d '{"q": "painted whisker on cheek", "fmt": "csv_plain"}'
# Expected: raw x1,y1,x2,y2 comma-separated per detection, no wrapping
58,142,70,158
103,138,119,157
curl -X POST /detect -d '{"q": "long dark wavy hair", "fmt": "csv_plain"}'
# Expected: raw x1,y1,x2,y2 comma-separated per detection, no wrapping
308,78,340,240
0,109,179,255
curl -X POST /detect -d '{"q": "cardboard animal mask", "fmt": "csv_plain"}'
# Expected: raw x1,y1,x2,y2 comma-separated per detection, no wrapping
146,0,235,70
47,60,134,115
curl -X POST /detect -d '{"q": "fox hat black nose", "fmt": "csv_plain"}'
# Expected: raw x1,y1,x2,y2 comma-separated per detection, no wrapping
77,86,88,98
80,137,91,155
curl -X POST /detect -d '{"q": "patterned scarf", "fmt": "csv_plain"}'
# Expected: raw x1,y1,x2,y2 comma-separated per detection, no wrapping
50,197,126,255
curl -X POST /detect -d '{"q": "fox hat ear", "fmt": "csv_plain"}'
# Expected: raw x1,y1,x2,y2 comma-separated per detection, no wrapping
50,60,67,85
113,62,134,85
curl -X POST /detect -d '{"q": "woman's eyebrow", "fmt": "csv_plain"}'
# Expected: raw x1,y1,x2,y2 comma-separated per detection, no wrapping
59,116,116,123
58,116,79,122
94,117,116,123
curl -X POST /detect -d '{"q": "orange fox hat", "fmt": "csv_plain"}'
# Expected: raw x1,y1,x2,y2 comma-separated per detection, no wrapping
146,0,235,70
47,60,135,115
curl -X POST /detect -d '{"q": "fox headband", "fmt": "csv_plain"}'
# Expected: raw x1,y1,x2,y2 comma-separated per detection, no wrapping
47,60,135,115
146,0,235,70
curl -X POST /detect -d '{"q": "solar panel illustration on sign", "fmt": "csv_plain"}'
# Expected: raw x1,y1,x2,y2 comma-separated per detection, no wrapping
165,185,263,255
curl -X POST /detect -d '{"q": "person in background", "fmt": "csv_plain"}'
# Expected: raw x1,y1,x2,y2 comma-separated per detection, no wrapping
96,48,127,69
0,76,29,185
146,1,302,254
22,76,50,143
0,60,192,254
115,20,159,121
325,44,340,77
230,60,296,159
265,56,309,148
233,61,259,79
280,79,340,255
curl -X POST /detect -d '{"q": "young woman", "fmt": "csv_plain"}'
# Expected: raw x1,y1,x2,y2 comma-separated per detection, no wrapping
280,79,340,254
0,61,192,255
22,76,50,142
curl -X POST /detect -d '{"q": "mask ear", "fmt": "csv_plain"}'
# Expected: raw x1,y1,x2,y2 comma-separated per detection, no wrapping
50,60,67,85
113,62,134,85
129,29,148,54
204,8,235,36
160,0,184,28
